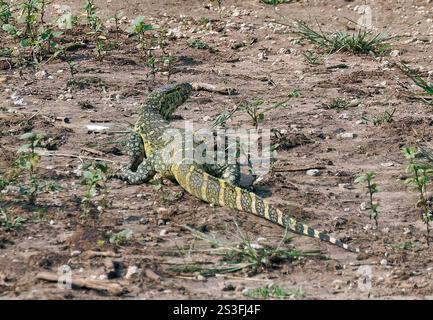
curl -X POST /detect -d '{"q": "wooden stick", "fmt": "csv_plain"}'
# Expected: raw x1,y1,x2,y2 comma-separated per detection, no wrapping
36,272,124,295
39,151,116,163
191,82,237,95
273,166,326,173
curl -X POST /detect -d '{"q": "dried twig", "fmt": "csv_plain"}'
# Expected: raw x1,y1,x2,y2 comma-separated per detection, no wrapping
191,82,237,95
36,272,124,295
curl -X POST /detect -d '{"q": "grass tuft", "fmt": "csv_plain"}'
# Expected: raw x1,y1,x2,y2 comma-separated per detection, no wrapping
295,20,390,55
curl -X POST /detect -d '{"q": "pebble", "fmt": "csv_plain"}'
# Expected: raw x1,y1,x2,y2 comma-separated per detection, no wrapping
306,169,321,176
258,51,268,60
196,274,206,281
49,220,55,225
125,265,142,279
70,250,81,257
0,77,7,84
222,283,236,291
35,70,49,79
339,132,357,139
202,115,211,122
167,27,184,39
159,229,168,236
380,259,388,266
389,50,401,57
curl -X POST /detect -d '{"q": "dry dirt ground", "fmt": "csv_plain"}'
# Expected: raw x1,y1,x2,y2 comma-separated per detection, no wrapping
1,0,433,300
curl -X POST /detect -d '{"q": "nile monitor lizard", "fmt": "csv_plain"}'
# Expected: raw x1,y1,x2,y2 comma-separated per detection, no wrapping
116,83,359,253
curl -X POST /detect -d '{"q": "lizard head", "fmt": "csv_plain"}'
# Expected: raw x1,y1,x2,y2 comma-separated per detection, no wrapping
149,83,193,119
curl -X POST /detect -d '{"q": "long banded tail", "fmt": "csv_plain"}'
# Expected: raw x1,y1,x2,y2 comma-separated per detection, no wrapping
172,163,359,253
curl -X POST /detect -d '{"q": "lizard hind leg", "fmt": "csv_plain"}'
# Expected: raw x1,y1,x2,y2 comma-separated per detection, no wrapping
221,163,241,186
126,131,145,171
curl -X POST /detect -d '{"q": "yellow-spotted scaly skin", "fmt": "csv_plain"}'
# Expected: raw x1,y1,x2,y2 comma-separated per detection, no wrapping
171,163,359,253
117,83,359,253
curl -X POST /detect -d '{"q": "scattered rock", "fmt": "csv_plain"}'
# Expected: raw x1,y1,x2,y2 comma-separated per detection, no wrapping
70,250,81,257
0,77,8,84
125,265,142,279
202,115,212,122
389,50,401,57
159,229,168,236
258,51,268,60
222,283,236,291
338,132,357,139
196,274,206,281
167,27,184,39
306,169,321,176
35,70,49,79
86,124,110,133
380,259,388,266
144,268,161,281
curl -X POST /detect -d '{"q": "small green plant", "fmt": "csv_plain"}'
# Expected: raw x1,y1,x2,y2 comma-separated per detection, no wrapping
0,208,27,231
80,161,109,218
163,55,176,81
212,105,242,128
109,229,133,245
169,222,325,277
0,0,12,25
2,0,63,63
303,50,323,65
260,0,288,7
399,64,433,103
108,11,124,36
355,172,380,226
295,20,390,55
288,88,301,98
129,16,154,57
390,241,413,251
243,285,304,299
14,132,46,205
361,108,395,126
321,98,350,110
212,0,224,20
145,53,158,79
241,99,288,129
403,147,432,245
188,38,209,50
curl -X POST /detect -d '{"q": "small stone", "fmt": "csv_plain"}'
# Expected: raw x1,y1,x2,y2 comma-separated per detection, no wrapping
167,27,184,39
222,283,236,291
70,250,81,257
49,220,55,225
380,162,394,167
339,132,356,139
258,51,268,60
389,50,401,57
125,265,142,279
306,169,321,176
0,77,7,84
64,93,73,100
157,219,165,226
99,274,108,280
159,229,168,236
360,202,368,211
338,183,354,190
203,115,211,122
35,70,49,79
380,259,388,266
196,274,206,281
144,268,161,281
382,227,390,234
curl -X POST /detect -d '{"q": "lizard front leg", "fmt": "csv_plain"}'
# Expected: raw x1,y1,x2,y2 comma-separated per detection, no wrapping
118,157,156,185
126,130,145,171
